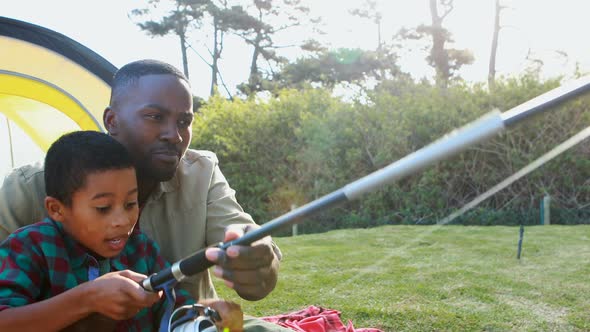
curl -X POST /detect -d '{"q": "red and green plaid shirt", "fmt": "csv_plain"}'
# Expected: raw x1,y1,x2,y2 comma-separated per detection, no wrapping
0,218,194,331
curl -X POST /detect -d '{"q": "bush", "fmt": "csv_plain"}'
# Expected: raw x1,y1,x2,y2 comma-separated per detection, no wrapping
192,75,590,233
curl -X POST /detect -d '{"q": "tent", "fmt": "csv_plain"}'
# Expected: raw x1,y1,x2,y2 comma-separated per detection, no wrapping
0,16,116,178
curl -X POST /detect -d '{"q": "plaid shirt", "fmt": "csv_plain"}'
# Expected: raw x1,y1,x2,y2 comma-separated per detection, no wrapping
0,218,194,331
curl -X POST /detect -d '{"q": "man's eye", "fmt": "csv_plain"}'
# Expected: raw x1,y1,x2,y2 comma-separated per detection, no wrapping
178,119,191,128
96,206,111,213
147,114,162,121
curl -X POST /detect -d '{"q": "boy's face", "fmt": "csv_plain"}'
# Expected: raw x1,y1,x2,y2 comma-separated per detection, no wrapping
55,168,139,258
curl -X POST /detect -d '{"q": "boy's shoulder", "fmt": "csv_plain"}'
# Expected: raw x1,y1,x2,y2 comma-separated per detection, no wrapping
123,227,162,257
113,228,165,275
0,219,62,265
3,218,59,246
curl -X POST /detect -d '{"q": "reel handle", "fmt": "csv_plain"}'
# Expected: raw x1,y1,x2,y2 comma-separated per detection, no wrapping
142,243,222,292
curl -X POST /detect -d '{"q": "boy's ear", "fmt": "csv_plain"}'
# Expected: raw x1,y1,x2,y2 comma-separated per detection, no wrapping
44,196,66,222
103,107,119,135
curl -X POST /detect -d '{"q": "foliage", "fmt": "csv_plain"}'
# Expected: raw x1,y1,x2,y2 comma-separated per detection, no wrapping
132,0,243,95
395,0,474,88
192,89,342,221
269,48,402,91
349,0,383,51
130,0,211,78
192,74,590,231
131,0,209,37
224,0,320,95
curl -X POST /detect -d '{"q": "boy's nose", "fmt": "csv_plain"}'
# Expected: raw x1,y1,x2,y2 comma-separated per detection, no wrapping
112,211,134,227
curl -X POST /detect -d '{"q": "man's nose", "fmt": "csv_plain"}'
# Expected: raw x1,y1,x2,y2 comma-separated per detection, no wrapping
160,121,182,144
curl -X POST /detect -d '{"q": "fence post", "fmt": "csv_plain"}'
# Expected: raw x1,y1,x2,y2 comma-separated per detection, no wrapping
291,204,298,236
542,195,551,225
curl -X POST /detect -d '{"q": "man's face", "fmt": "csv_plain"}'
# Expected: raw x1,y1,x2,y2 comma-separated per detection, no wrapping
108,74,193,181
60,168,139,258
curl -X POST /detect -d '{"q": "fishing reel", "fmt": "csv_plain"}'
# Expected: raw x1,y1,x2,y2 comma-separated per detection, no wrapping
169,303,221,332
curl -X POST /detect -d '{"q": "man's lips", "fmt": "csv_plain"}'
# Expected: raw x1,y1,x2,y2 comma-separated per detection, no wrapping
153,149,179,156
152,149,181,163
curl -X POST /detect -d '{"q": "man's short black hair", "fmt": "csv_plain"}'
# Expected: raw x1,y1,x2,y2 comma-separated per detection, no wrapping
109,59,189,106
44,130,134,206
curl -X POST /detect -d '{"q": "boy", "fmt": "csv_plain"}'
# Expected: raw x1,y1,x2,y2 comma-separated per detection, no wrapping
0,131,242,331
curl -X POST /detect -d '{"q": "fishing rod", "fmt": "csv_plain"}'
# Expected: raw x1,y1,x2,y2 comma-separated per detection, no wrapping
144,76,590,331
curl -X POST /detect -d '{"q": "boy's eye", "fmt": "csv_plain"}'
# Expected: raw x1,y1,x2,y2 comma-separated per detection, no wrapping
95,206,111,213
125,201,138,210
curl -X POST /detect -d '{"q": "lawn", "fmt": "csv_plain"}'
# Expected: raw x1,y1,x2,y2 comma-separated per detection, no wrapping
214,225,590,331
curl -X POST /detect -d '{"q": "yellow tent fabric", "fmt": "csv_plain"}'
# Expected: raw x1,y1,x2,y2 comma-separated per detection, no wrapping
0,16,116,153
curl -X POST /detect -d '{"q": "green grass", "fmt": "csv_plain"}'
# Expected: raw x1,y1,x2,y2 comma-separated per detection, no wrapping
214,225,590,331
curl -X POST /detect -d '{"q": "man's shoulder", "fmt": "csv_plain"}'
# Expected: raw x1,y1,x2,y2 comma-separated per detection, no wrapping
3,161,45,184
182,149,219,165
0,162,47,239
176,149,220,179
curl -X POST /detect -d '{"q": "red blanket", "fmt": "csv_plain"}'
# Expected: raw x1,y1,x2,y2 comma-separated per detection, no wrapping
261,305,383,332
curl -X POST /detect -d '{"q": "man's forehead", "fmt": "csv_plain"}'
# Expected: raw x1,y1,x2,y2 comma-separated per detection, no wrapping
126,74,188,91
112,74,191,104
142,103,194,116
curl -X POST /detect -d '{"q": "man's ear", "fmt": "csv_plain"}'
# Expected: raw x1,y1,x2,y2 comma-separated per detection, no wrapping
45,196,66,222
103,107,118,135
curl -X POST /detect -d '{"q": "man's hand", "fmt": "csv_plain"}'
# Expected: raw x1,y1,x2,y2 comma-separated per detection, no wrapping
205,225,280,301
82,270,162,320
199,299,243,332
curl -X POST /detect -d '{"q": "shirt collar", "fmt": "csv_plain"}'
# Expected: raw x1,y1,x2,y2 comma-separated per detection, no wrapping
147,167,180,202
47,217,118,269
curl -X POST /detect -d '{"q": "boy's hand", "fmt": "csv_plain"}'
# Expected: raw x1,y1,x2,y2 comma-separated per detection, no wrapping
199,299,243,332
83,270,162,320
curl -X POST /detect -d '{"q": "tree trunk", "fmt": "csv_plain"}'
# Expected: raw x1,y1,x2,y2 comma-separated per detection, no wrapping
488,0,501,91
179,32,189,79
376,17,382,52
429,0,450,89
246,7,265,94
248,34,262,93
210,17,220,96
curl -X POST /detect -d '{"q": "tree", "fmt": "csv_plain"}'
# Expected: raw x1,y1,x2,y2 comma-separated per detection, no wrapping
225,0,320,95
488,0,504,90
350,0,383,52
132,0,236,96
397,0,474,88
271,48,402,91
131,0,210,79
204,0,233,96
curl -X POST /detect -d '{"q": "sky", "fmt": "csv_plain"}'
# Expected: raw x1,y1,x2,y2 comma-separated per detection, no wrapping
4,0,590,96
2,0,590,178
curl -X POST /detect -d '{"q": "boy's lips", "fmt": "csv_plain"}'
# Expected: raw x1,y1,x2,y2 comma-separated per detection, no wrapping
105,234,130,251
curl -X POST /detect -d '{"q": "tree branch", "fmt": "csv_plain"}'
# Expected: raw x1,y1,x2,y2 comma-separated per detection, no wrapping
186,41,212,67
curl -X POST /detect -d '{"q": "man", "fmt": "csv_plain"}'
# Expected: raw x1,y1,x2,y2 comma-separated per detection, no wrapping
0,59,288,331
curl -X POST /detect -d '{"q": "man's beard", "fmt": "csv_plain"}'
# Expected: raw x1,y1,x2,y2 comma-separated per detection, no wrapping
136,159,177,182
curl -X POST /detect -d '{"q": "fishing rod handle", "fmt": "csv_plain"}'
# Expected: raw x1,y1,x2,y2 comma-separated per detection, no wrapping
142,243,223,292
